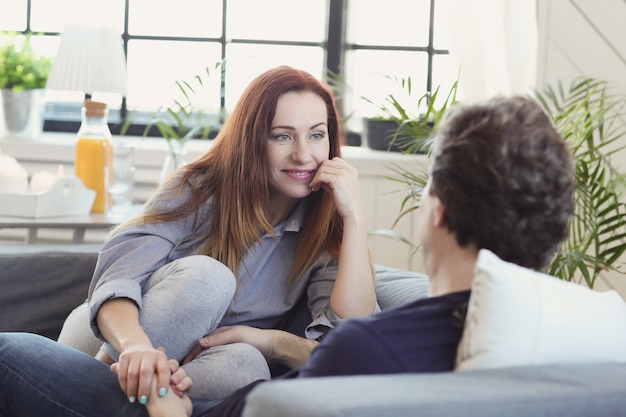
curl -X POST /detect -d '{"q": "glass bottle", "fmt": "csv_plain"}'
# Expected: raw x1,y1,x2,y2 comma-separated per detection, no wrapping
74,99,112,213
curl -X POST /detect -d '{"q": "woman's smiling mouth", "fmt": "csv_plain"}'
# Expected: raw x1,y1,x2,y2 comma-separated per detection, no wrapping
283,169,315,181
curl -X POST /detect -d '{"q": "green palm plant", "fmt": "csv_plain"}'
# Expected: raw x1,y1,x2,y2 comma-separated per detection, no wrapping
536,77,626,287
363,75,458,154
379,77,626,288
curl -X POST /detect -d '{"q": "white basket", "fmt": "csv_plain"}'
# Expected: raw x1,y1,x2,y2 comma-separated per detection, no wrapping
0,176,96,218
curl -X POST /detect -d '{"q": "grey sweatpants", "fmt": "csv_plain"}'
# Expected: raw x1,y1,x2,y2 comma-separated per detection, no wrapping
58,255,271,400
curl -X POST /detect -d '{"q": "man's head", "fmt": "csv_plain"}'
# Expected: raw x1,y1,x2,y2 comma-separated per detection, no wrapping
427,95,575,270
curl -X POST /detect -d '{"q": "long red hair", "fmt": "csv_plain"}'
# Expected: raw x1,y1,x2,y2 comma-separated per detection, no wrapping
131,66,344,284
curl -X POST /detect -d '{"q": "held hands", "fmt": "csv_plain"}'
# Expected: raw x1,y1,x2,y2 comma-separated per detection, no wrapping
310,157,364,221
110,346,191,405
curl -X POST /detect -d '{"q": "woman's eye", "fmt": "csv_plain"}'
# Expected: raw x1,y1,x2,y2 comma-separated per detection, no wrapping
273,133,292,142
311,132,326,141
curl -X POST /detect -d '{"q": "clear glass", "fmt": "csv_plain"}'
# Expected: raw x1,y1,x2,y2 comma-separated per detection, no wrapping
129,0,223,37
344,50,428,125
347,0,430,46
224,44,324,112
0,0,27,31
106,142,135,216
30,0,124,32
227,0,326,42
433,0,453,49
126,40,223,113
432,53,461,99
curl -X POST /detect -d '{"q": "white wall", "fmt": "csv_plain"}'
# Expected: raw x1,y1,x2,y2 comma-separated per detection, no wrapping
537,0,626,296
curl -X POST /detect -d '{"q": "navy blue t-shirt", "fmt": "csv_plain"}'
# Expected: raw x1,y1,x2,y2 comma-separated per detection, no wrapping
200,290,470,417
297,290,470,377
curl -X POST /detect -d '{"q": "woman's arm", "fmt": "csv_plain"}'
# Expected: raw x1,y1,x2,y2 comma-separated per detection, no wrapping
97,298,171,405
310,157,376,318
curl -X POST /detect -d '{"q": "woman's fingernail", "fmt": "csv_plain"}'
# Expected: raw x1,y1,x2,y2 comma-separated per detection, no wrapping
159,387,167,397
129,395,136,403
139,395,148,405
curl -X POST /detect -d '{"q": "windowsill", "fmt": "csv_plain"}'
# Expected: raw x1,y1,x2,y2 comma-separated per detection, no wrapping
1,131,430,180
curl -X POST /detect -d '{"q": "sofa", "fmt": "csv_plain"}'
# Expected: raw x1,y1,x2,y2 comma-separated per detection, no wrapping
1,244,625,417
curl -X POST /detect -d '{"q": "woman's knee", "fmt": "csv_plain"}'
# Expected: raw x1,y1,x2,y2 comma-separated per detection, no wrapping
57,302,103,356
149,255,236,300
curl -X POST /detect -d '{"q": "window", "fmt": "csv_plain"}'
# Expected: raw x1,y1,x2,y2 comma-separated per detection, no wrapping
2,0,454,138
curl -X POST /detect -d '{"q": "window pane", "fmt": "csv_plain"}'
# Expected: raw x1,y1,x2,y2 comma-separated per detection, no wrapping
129,0,223,38
432,53,460,102
344,50,428,131
227,0,326,42
30,0,125,32
347,0,430,46
0,0,27,31
433,0,452,49
126,40,223,114
224,44,324,111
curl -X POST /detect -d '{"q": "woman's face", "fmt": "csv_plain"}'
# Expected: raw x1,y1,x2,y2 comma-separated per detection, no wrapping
267,90,331,209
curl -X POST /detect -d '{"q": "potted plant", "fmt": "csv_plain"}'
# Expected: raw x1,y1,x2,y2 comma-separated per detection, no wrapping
122,62,224,180
363,75,458,153
0,32,52,138
380,77,626,288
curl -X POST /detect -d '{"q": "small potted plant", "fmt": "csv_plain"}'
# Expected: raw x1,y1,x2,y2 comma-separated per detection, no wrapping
363,75,458,153
0,32,52,138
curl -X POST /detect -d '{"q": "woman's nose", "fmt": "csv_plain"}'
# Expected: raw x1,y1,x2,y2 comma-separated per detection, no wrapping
292,139,312,162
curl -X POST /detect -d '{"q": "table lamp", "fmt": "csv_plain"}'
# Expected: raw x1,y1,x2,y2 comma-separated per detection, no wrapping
46,24,127,99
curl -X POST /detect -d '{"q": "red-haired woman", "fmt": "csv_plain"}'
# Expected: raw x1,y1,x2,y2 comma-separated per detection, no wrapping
59,65,377,403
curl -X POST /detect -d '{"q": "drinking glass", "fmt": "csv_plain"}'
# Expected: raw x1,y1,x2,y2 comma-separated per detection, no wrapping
105,142,135,215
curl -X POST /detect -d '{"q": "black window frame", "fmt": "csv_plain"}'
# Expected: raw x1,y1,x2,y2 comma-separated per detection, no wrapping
15,0,448,138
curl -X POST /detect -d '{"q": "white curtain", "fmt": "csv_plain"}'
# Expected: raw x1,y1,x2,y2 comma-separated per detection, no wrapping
446,0,538,101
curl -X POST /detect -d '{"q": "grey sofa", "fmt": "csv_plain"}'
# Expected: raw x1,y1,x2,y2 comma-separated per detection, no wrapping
1,244,625,417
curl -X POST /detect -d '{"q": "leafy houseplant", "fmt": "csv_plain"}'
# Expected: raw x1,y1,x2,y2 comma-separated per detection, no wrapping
123,62,224,179
363,75,458,154
0,32,51,92
383,77,626,288
536,78,626,287
0,32,52,137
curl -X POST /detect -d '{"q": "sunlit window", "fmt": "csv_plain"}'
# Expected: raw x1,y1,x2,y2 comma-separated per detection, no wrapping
1,0,453,137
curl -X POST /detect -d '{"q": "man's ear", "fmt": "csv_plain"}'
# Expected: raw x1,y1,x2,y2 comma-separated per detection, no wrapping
431,197,446,227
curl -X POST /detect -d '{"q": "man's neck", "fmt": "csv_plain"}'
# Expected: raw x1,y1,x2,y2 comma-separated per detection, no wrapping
426,245,478,297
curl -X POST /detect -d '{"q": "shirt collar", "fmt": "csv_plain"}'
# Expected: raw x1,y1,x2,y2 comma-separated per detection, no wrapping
277,201,306,234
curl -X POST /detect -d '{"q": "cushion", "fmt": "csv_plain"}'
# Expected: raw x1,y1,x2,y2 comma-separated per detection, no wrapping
455,249,626,371
0,243,99,340
374,264,429,310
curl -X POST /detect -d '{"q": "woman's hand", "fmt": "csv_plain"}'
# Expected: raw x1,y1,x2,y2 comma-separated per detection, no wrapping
111,345,172,405
183,326,318,370
311,158,377,319
111,348,193,403
310,157,364,222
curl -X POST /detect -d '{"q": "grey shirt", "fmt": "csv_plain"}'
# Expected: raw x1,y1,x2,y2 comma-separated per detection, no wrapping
87,178,344,341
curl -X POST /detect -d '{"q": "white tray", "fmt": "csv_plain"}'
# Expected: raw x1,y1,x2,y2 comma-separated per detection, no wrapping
0,176,96,218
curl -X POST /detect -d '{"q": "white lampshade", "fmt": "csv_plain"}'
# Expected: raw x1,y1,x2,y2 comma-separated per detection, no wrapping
46,24,127,96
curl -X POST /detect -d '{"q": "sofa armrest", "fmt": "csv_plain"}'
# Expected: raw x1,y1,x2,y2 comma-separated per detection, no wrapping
242,363,626,417
0,244,100,340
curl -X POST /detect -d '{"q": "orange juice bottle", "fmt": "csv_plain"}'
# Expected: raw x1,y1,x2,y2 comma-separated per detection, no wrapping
74,100,112,213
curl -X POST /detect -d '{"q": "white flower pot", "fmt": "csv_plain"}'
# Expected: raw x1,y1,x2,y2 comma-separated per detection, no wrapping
1,89,45,140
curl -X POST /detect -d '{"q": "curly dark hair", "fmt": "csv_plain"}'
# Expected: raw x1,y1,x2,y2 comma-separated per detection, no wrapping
429,96,575,270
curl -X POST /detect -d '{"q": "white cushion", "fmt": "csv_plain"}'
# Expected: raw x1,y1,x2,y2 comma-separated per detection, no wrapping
455,249,626,371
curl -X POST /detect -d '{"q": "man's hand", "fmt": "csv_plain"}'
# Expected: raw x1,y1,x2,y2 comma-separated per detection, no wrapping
183,326,319,369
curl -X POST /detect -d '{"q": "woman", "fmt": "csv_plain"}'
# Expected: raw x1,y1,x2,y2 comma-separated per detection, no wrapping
59,65,377,404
